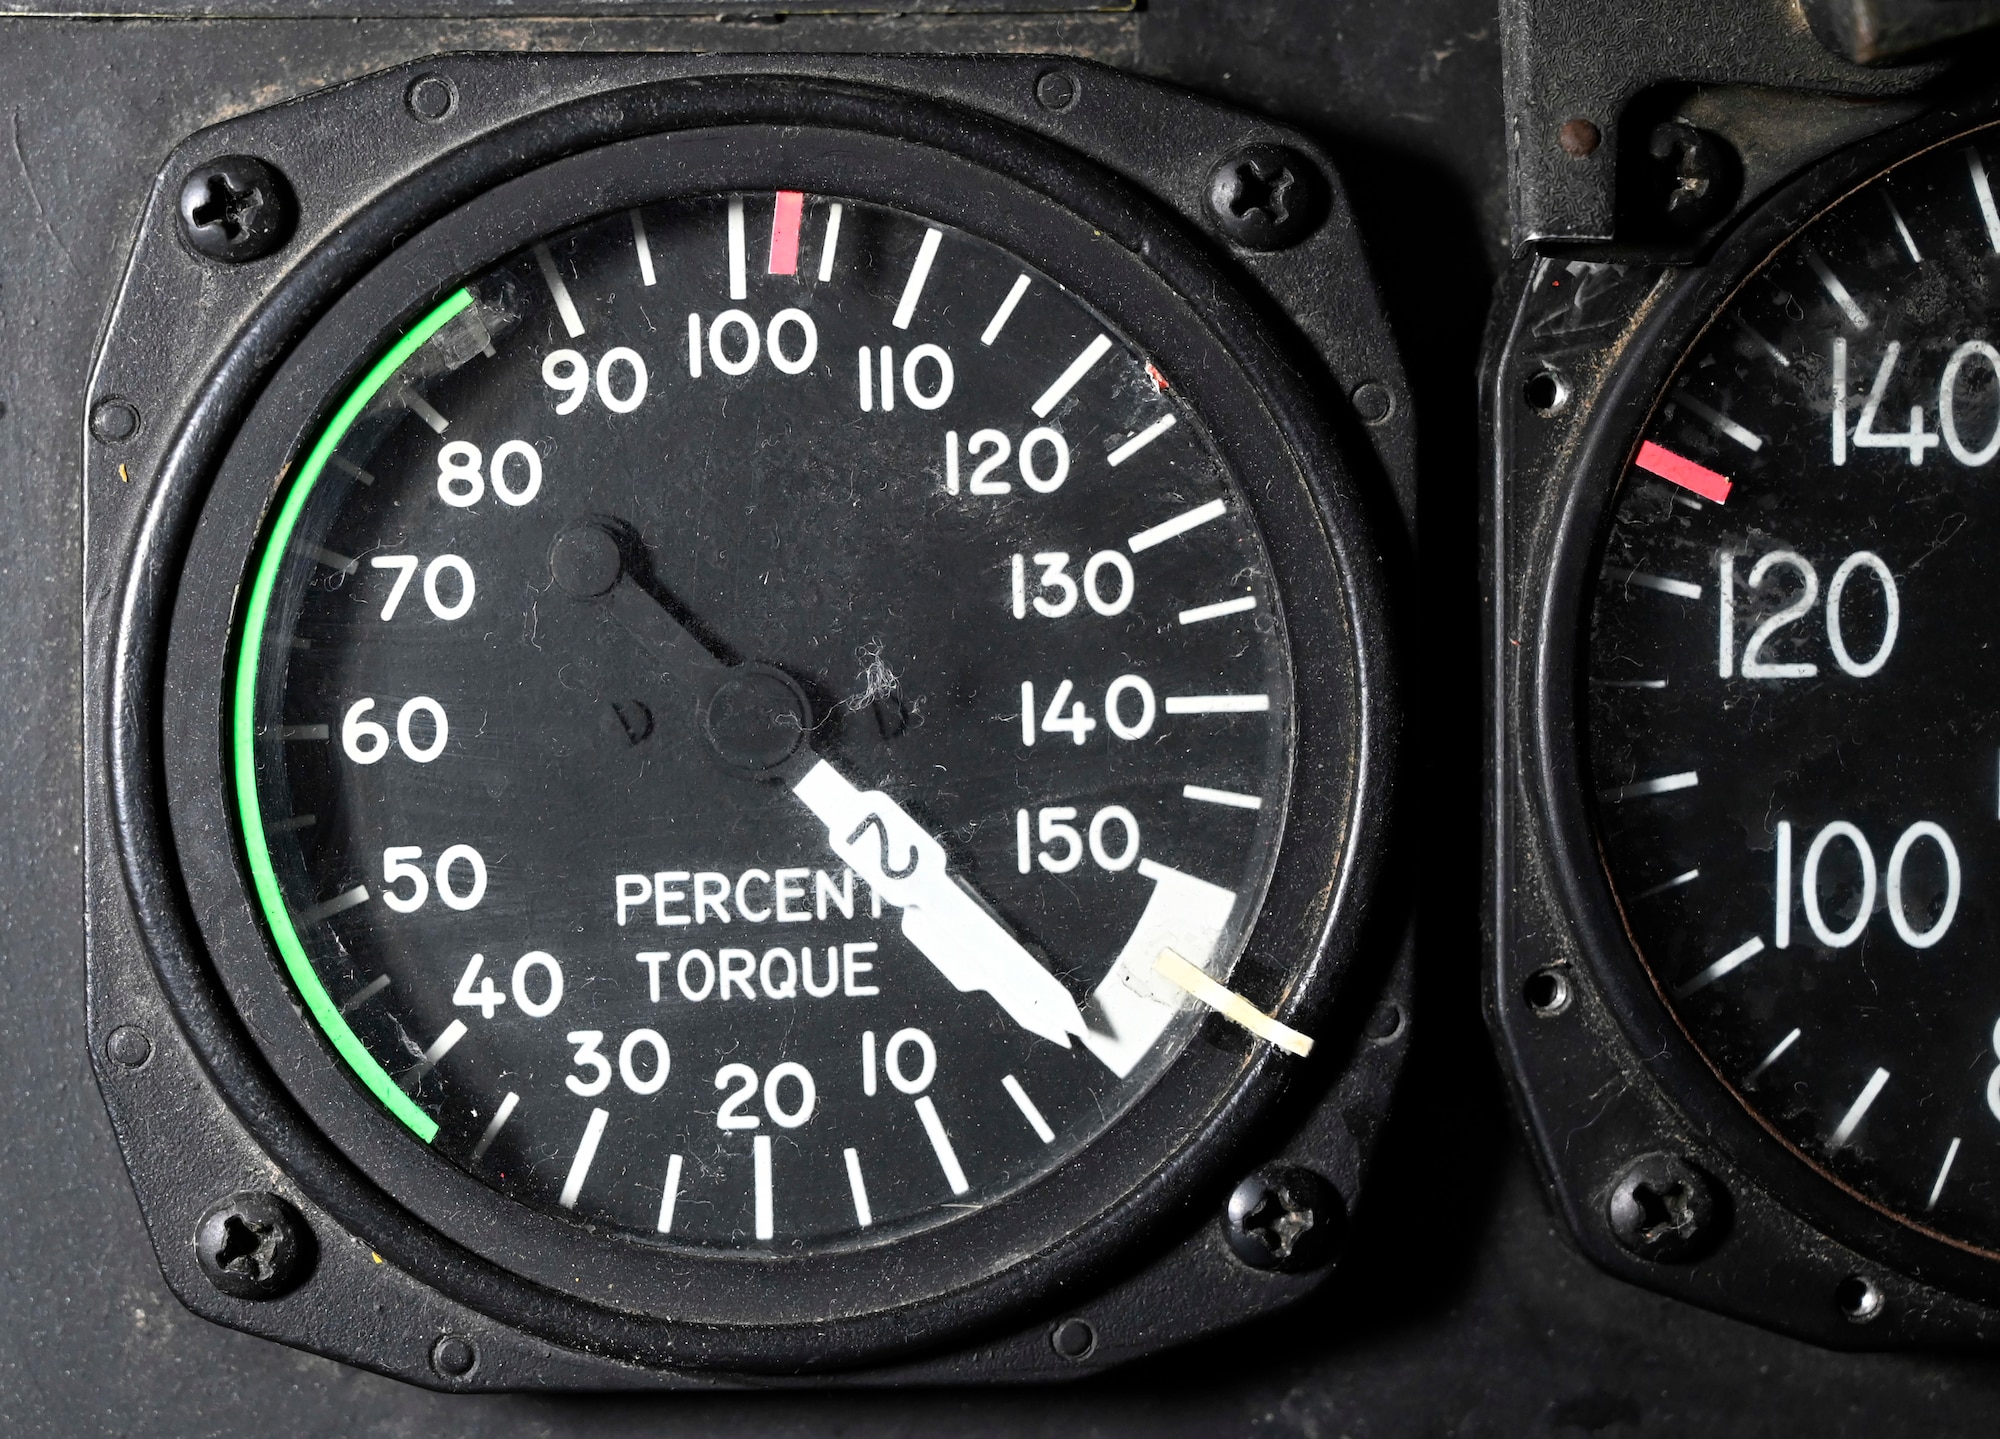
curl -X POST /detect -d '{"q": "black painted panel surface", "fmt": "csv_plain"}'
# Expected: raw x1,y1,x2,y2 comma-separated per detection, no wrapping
16,5,1996,1434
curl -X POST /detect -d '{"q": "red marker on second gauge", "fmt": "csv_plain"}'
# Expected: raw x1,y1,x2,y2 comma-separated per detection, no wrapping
769,191,805,276
1635,439,1732,504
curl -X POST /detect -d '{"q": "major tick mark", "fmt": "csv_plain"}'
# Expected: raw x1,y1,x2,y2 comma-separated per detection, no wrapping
1601,771,1699,803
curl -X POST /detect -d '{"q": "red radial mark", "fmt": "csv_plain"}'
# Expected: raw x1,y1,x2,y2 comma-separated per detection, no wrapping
768,191,805,276
1635,439,1732,504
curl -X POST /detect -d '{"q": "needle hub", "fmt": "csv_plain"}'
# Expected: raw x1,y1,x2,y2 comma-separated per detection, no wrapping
549,520,626,599
700,664,813,775
555,518,814,777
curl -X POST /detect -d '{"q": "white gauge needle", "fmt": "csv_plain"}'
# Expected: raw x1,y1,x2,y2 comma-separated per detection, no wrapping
552,519,1090,1050
793,761,1089,1049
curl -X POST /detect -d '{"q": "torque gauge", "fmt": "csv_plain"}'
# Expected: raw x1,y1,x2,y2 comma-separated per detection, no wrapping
83,57,1403,1385
238,193,1296,1247
1491,93,2000,1346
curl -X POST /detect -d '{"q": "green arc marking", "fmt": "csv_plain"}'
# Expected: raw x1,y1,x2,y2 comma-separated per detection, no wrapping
231,288,474,1143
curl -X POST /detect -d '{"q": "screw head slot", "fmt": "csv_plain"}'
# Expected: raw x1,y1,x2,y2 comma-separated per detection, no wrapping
1223,1165,1345,1272
177,156,295,264
1648,121,1739,234
195,1191,314,1300
1205,144,1326,252
1605,1153,1723,1262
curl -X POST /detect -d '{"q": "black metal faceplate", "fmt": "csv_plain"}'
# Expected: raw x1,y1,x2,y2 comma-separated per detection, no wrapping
81,52,1413,1388
1484,87,2000,1348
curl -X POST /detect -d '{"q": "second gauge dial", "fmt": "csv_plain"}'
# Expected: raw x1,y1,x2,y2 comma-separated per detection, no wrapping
1589,128,2000,1254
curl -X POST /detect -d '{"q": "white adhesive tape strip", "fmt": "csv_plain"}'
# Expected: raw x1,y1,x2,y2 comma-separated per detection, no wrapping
1153,948,1314,1057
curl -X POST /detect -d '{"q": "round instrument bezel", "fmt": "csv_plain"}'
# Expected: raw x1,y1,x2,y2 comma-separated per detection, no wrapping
118,78,1396,1373
1527,91,2000,1306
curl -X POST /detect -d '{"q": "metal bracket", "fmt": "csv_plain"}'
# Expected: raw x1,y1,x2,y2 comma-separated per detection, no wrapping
1500,0,1953,251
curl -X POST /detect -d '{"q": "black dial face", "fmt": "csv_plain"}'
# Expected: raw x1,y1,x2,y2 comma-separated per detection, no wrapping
233,191,1294,1252
1587,124,2000,1250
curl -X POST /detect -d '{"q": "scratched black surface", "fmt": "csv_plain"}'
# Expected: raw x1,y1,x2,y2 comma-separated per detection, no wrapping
9,3,2000,1434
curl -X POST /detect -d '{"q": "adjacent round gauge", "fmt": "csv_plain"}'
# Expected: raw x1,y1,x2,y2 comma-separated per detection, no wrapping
232,189,1293,1250
1587,120,2000,1252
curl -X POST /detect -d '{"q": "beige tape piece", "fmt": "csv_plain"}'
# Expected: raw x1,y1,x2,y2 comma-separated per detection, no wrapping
1153,949,1314,1058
